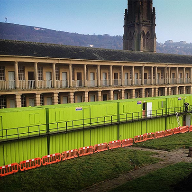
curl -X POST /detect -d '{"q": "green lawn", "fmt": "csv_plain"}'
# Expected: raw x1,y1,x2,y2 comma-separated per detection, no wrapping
110,162,192,192
0,148,159,192
134,132,192,151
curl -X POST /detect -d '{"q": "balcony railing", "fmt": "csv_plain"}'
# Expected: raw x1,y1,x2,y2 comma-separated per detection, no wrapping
124,79,132,86
72,80,84,87
101,80,109,87
87,80,97,87
19,80,35,89
113,79,121,86
0,80,15,90
38,80,53,88
56,80,69,88
134,79,141,85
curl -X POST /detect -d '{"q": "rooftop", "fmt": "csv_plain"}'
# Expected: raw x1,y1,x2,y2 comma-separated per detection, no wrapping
1,39,192,64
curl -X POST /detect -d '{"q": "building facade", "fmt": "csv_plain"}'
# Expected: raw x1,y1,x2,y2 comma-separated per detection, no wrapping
123,0,156,52
0,40,192,108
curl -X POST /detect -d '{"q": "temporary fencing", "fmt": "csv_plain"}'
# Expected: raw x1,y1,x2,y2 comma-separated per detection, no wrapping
94,143,108,152
121,138,133,147
189,125,192,132
42,153,61,166
155,131,165,139
134,134,147,143
1,125,192,178
146,133,155,140
20,158,41,171
62,149,78,160
164,129,173,137
180,126,189,134
108,140,121,149
0,163,19,177
78,146,94,157
173,127,180,134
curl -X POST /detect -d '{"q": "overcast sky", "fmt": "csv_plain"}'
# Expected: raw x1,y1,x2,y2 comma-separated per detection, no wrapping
0,0,192,43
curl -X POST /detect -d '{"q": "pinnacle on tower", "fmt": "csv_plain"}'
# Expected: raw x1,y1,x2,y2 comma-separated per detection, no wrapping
123,0,156,52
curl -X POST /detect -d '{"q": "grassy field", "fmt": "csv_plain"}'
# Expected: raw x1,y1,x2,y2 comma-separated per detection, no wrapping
134,132,192,151
110,162,192,192
0,148,159,192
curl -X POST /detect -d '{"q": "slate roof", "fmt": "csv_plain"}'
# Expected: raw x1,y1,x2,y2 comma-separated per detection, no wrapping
1,39,192,64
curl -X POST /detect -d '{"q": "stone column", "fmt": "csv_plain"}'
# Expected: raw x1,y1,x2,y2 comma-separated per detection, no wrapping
69,92,74,103
183,67,186,84
34,62,38,88
168,67,171,84
132,66,135,85
121,89,124,100
155,88,158,97
14,61,19,89
84,64,87,87
35,93,41,106
151,66,153,85
190,86,192,94
52,63,56,88
141,88,145,98
151,88,154,97
176,67,179,84
176,86,178,95
183,87,186,94
109,90,113,100
164,67,167,84
110,65,113,86
84,91,88,102
69,64,72,87
53,92,58,105
131,89,135,98
142,66,144,85
155,67,158,85
164,87,167,96
190,68,192,83
16,93,21,108
97,91,101,101
97,65,100,87
121,66,124,86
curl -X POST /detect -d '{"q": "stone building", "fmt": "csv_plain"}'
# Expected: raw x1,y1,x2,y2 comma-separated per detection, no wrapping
0,39,192,108
123,0,156,52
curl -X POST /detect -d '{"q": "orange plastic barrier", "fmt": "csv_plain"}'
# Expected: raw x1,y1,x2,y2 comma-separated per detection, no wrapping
189,125,192,132
146,132,155,140
180,126,189,134
173,127,180,134
108,140,121,149
155,131,165,139
0,163,19,177
78,146,94,157
134,134,147,143
121,138,133,147
164,129,173,137
62,149,78,160
42,153,61,166
20,158,41,171
94,143,108,152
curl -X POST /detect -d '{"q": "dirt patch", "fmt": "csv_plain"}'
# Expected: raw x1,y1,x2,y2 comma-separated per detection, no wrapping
80,147,192,192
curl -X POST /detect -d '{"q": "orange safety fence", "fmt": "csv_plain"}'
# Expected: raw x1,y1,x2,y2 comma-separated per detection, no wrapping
0,163,19,177
20,158,41,171
78,146,94,157
180,126,189,134
94,143,108,152
189,125,192,132
146,132,155,140
108,140,121,149
155,131,165,139
42,153,61,166
62,149,78,160
173,127,180,134
164,129,173,137
134,134,147,143
121,138,133,147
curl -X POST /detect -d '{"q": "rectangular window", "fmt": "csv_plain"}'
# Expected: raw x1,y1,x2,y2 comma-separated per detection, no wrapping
38,67,43,80
40,94,44,106
0,96,6,108
0,66,5,80
21,95,26,107
18,66,25,80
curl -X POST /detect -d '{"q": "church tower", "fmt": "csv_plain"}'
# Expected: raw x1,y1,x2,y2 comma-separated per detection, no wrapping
123,0,156,52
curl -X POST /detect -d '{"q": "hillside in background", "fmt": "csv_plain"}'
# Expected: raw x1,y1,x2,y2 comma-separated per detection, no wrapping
1,22,192,55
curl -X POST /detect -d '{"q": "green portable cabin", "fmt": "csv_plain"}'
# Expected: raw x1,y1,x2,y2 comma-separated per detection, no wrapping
0,107,46,140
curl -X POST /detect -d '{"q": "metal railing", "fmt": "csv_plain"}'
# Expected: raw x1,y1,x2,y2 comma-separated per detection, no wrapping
0,106,186,142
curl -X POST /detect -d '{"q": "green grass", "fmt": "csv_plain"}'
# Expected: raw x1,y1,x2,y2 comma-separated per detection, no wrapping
110,162,192,192
0,148,159,192
134,132,192,151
